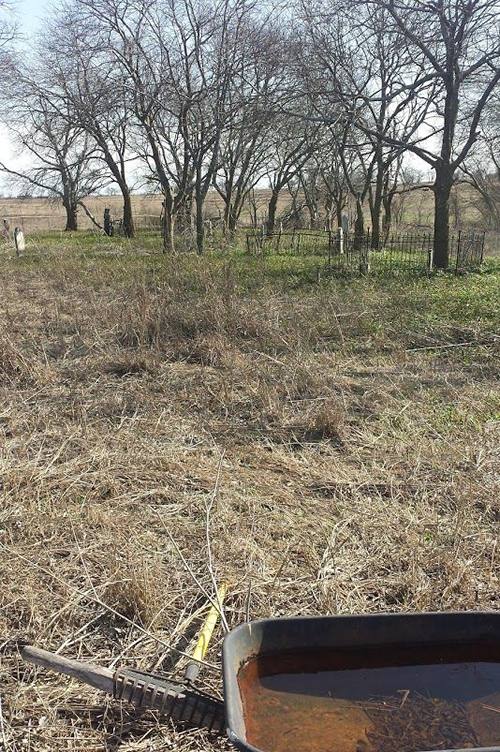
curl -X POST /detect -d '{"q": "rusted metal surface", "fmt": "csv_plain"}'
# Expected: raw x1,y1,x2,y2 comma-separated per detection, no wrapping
237,644,500,752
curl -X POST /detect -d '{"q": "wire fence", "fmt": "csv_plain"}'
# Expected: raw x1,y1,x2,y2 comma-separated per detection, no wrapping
0,212,164,234
246,228,485,275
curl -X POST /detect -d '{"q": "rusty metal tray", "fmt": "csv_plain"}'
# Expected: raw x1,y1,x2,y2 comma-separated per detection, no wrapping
222,611,500,752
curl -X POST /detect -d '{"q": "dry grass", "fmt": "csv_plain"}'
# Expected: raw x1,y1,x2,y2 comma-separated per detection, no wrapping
0,246,498,751
0,181,487,234
0,190,289,233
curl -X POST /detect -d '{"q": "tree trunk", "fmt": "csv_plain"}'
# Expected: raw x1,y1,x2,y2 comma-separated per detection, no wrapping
335,197,343,229
370,183,383,250
222,187,232,235
177,192,192,233
195,189,204,255
249,192,258,229
78,201,103,231
382,193,392,243
266,189,279,236
162,195,175,253
433,166,453,269
228,209,239,234
353,196,364,250
122,190,135,238
64,202,78,231
370,200,382,249
307,203,316,229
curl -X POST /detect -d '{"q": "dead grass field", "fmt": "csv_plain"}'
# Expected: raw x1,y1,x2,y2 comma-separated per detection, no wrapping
0,191,283,233
0,182,486,234
0,237,499,751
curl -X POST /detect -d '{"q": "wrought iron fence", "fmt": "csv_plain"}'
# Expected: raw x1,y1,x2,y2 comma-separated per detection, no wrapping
449,230,485,272
246,228,485,275
328,230,433,275
246,229,333,256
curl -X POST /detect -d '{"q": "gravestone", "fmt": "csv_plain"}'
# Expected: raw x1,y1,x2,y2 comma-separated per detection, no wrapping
104,208,113,236
337,226,344,255
14,227,25,256
341,213,349,234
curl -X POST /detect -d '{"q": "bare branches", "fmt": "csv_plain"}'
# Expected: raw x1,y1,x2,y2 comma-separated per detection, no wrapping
1,0,499,257
0,0,17,85
0,74,109,230
297,0,500,264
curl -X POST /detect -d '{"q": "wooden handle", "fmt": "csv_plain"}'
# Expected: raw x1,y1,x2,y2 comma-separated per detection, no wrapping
21,645,114,695
21,646,226,734
185,583,228,684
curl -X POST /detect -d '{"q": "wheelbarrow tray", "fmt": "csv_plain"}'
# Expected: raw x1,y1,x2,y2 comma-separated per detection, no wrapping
222,611,500,752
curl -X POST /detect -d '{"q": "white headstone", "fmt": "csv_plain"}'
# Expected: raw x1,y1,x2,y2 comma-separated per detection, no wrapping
14,227,25,255
337,226,344,255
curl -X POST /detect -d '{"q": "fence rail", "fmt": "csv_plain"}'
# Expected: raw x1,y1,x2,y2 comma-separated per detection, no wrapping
246,229,485,275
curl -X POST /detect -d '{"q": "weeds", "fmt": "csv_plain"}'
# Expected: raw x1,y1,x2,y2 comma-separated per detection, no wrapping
0,240,498,751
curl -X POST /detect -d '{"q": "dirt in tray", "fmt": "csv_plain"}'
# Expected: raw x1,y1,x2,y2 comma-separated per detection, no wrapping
238,645,500,752
365,695,480,752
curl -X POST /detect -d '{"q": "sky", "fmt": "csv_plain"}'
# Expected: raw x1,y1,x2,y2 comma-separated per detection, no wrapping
1,0,431,190
15,0,48,36
0,0,50,179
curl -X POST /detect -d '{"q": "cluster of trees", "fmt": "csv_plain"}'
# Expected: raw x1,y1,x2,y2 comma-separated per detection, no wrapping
1,0,500,267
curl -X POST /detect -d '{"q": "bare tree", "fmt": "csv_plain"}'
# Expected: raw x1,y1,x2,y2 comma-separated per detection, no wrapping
300,1,433,248
315,123,354,229
0,81,107,230
460,90,500,229
351,0,500,266
76,0,255,253
214,27,283,235
0,1,16,84
4,0,498,259
380,149,404,238
38,5,137,237
462,165,500,229
264,116,318,235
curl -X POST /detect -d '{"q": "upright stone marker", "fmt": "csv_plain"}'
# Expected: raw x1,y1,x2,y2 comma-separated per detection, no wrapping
341,213,349,234
14,227,25,256
104,208,113,236
337,226,344,255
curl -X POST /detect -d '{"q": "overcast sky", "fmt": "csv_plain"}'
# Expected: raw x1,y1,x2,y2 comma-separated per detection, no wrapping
1,0,432,190
18,0,48,32
0,0,50,176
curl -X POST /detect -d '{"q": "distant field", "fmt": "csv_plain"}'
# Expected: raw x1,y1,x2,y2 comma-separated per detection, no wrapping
0,182,488,235
0,237,498,751
0,190,279,232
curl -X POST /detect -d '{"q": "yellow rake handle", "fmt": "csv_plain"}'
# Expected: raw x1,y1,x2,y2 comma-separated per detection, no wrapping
185,583,227,683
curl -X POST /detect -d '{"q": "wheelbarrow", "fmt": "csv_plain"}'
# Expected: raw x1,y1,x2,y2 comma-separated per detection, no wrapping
20,611,500,752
